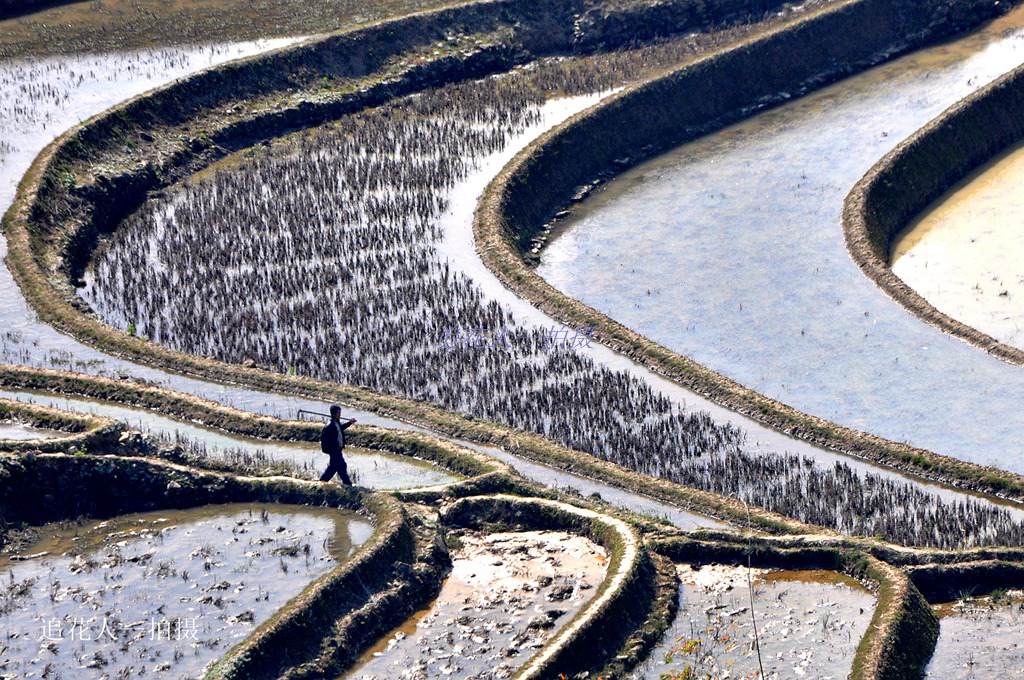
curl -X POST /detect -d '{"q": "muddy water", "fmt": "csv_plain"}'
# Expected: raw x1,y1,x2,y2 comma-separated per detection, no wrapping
0,503,373,679
927,591,1024,678
893,140,1024,351
631,564,874,679
540,7,1024,474
0,419,61,440
345,530,606,679
0,389,458,488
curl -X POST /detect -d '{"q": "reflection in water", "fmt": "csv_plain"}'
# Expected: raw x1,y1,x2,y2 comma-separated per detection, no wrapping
928,591,1024,678
0,503,372,679
0,41,720,531
541,7,1024,472
630,565,874,679
893,140,1024,350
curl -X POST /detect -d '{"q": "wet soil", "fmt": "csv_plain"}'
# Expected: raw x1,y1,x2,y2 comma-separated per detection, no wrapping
0,0,452,58
927,590,1024,679
893,139,1024,351
346,529,607,679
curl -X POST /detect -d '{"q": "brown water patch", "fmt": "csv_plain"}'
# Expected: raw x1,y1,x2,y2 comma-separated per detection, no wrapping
629,564,875,679
893,140,1024,351
927,590,1024,678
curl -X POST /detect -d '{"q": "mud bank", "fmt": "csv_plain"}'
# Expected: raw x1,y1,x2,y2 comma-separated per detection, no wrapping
892,141,1024,351
11,0,1022,548
926,590,1024,678
0,388,465,490
441,494,662,679
631,564,874,679
846,54,1024,367
1,0,814,536
347,529,607,679
649,535,938,680
0,366,517,493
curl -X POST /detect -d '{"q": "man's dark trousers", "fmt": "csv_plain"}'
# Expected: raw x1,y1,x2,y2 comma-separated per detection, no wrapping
320,453,353,485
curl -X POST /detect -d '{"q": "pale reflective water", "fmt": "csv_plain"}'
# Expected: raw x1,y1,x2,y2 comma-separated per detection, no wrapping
541,7,1024,472
927,592,1024,678
894,139,1024,350
0,21,996,537
0,41,724,529
630,565,874,679
0,503,372,679
0,419,61,440
346,530,606,680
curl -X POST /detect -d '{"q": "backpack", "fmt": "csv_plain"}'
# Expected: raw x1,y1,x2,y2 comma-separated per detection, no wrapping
320,423,332,454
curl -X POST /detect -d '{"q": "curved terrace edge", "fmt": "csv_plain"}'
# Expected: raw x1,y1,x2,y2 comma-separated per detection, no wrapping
473,0,1024,503
843,61,1024,367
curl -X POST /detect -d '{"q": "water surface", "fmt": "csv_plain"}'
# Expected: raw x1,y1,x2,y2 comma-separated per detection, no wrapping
0,419,61,440
541,7,1024,471
893,139,1024,350
630,564,874,679
346,530,606,679
0,503,372,679
927,591,1024,678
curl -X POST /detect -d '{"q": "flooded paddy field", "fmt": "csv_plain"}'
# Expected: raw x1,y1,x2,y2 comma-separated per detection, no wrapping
893,139,1024,352
0,418,60,440
69,15,1024,548
539,6,1024,475
0,503,372,679
0,382,726,528
0,389,459,489
926,590,1024,678
346,529,606,680
0,11,736,538
632,564,874,680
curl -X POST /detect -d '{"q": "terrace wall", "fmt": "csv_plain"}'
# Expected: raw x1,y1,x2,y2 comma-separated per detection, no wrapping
0,451,454,680
7,0,1024,560
441,494,654,679
0,396,122,453
474,0,1024,504
649,535,939,680
844,61,1024,366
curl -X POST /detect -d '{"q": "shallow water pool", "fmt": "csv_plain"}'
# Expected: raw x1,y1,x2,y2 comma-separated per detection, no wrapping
630,564,874,679
0,503,372,679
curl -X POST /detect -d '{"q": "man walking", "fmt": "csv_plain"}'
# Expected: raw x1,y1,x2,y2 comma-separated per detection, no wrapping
320,405,357,485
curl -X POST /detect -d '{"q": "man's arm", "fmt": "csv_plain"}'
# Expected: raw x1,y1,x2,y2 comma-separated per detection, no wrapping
340,417,357,431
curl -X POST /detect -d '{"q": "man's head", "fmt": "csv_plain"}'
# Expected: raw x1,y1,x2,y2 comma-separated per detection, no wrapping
330,405,342,421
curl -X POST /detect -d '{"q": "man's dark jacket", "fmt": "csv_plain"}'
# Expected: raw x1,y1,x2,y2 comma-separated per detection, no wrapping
320,420,352,456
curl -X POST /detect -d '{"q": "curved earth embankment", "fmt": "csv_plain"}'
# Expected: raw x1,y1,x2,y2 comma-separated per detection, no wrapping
476,0,1024,502
844,61,1024,366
